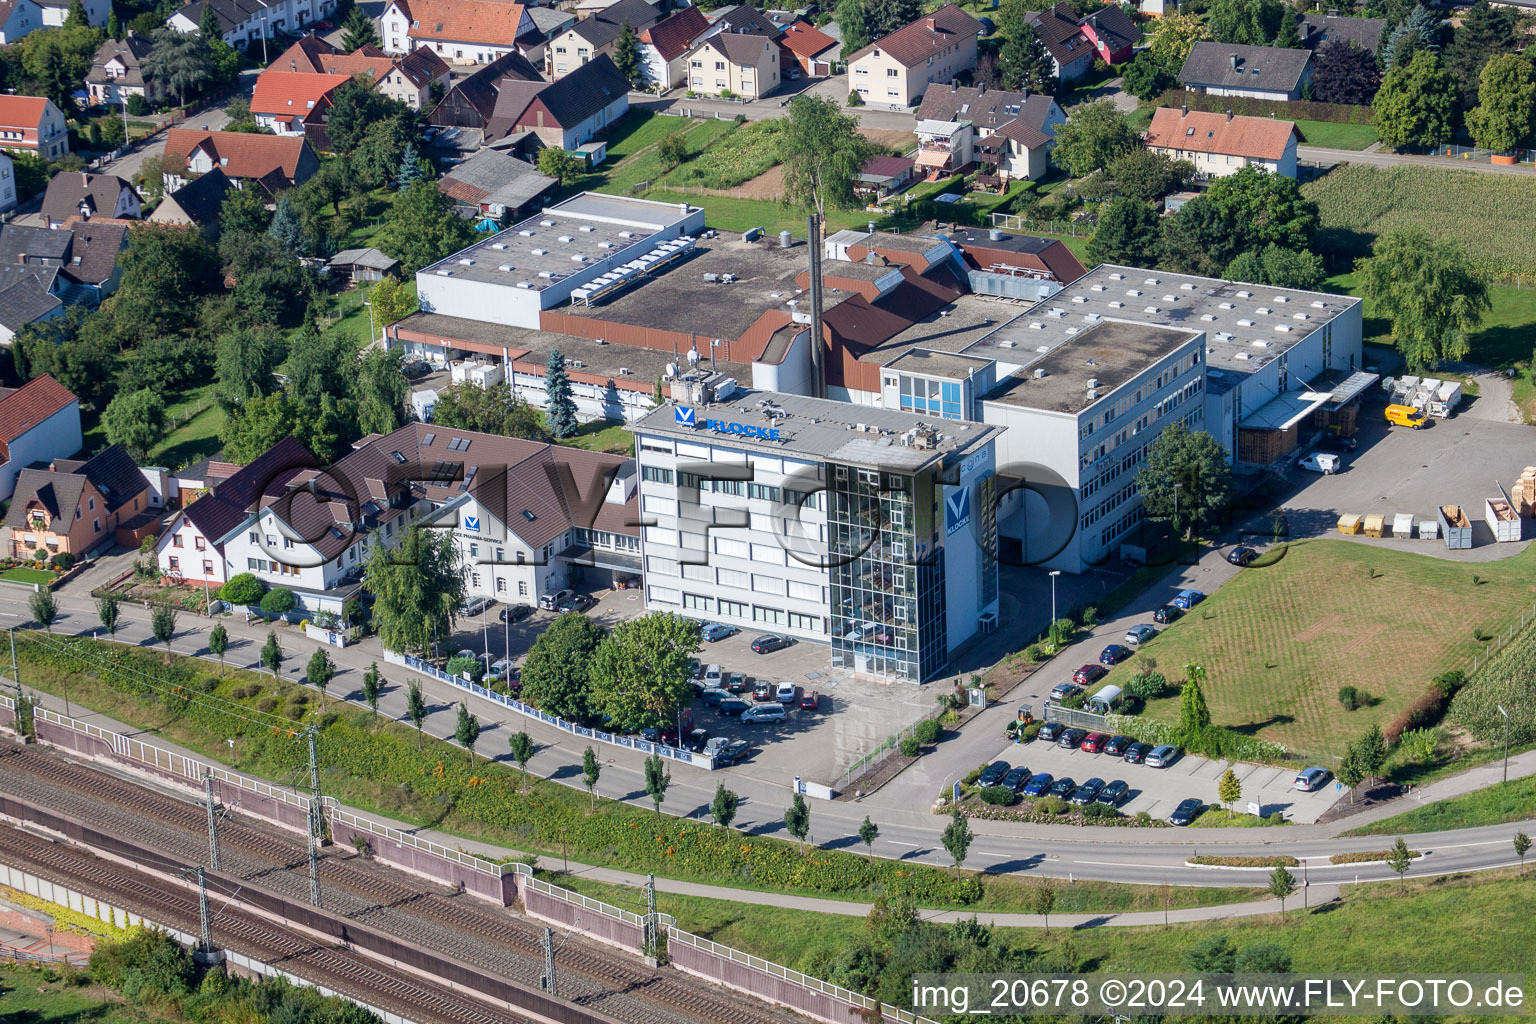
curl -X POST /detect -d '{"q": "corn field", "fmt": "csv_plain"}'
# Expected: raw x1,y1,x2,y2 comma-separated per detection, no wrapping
1301,165,1536,277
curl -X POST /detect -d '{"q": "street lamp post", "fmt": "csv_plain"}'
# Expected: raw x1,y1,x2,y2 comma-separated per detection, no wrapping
364,301,376,345
1498,704,1510,783
1048,570,1061,623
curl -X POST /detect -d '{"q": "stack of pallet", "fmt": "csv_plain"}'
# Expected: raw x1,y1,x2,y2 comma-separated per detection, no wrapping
1512,467,1536,516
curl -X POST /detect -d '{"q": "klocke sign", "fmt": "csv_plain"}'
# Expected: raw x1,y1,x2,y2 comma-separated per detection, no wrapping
675,405,782,440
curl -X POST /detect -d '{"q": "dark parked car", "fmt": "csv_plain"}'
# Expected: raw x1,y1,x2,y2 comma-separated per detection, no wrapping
978,760,1011,787
1103,735,1133,757
1022,772,1053,797
1153,604,1183,624
1057,728,1087,749
1073,664,1107,686
1095,779,1130,807
1050,681,1083,701
700,687,729,705
556,593,596,613
1046,777,1077,800
684,728,710,753
751,634,794,654
1227,546,1259,567
1169,798,1205,826
499,604,533,623
1070,778,1105,805
1318,434,1359,453
1000,766,1031,792
717,697,752,717
707,738,751,765
1037,721,1065,742
1122,741,1152,764
1099,644,1132,667
751,680,775,702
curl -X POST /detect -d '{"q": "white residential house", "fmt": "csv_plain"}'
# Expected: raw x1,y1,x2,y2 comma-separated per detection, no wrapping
167,0,341,50
379,0,537,65
847,4,981,108
684,32,780,99
0,153,15,215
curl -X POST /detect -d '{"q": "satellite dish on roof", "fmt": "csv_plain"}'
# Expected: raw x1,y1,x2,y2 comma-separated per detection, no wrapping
687,346,700,366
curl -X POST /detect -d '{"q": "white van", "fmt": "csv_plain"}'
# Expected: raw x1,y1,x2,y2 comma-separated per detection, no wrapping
703,664,723,688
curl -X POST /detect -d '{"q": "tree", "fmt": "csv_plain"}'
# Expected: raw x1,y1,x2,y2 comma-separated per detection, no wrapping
220,573,266,606
1122,50,1174,101
1446,0,1520,105
218,392,305,463
1204,165,1318,251
261,631,282,677
835,0,872,57
941,805,972,876
519,612,606,720
377,180,477,275
1379,3,1440,71
1050,98,1139,177
1375,50,1458,150
97,593,120,636
368,277,418,327
779,94,877,218
1354,229,1491,369
101,388,167,461
545,350,578,439
1158,196,1250,277
306,648,335,708
1148,12,1208,74
29,589,57,631
151,602,177,658
537,146,582,185
1134,422,1234,538
215,327,281,408
710,783,740,828
1514,831,1530,877
644,752,671,816
1465,53,1536,153
1268,865,1297,915
998,22,1054,93
1274,11,1301,48
208,623,228,674
267,196,306,255
1179,671,1212,734
353,117,415,191
397,142,429,190
1085,196,1161,266
430,381,545,439
656,132,688,171
865,0,920,35
612,21,641,83
1353,723,1388,784
1312,39,1381,106
353,349,409,437
114,225,221,339
144,27,212,106
259,587,296,617
1218,767,1242,814
1224,243,1326,290
406,680,426,747
784,792,811,850
363,526,464,657
107,5,119,38
1027,882,1057,936
327,79,410,156
1386,837,1413,891
20,18,107,113
508,731,535,791
362,662,382,715
220,179,270,239
858,816,879,861
340,5,379,51
199,1,221,38
581,746,601,811
455,703,480,763
1206,0,1284,45
588,613,700,731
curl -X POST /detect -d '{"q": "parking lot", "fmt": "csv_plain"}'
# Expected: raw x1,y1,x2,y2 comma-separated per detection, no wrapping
968,732,1344,824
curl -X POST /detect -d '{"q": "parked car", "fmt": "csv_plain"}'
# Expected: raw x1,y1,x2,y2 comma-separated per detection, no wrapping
1124,624,1157,645
701,687,729,705
799,691,819,711
775,681,798,704
489,658,516,680
1073,665,1107,686
751,634,793,654
1047,777,1077,800
1051,681,1083,701
1080,732,1109,753
402,359,431,379
741,703,787,725
1153,604,1183,624
453,648,479,662
499,604,533,623
1037,721,1065,742
702,664,723,688
701,622,738,642
978,761,1012,787
556,593,596,613
1145,744,1181,768
1172,589,1205,610
1099,644,1132,666
1122,742,1152,764
1227,545,1260,566
1070,778,1105,805
1169,798,1204,826
1022,772,1053,796
459,595,494,617
685,728,710,753
1103,735,1133,757
539,589,573,611
705,737,750,765
717,697,752,717
1317,435,1358,454
1095,779,1130,807
1294,767,1332,792
725,672,750,694
689,659,704,679
1056,728,1086,749
752,680,775,702
1298,453,1341,475
1000,766,1030,792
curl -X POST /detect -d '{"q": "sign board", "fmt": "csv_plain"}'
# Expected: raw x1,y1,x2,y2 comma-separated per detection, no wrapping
1247,801,1262,817
968,687,985,708
952,781,962,803
675,405,781,440
945,486,971,536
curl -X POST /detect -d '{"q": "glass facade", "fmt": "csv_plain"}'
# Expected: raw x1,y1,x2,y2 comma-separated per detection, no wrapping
899,375,963,420
826,465,946,682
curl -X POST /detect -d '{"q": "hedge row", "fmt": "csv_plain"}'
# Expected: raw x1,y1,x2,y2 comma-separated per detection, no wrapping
1104,713,1292,765
1154,88,1374,125
1329,849,1421,864
1188,855,1298,867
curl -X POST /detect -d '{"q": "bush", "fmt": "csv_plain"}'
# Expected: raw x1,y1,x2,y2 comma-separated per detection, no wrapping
1081,606,1098,628
847,90,863,106
50,552,75,570
1080,802,1122,819
914,718,942,745
899,734,920,758
1338,685,1360,711
1047,617,1075,647
220,573,266,605
1125,670,1167,701
1035,795,1067,815
259,587,296,616
979,785,1016,805
126,94,149,116
1135,810,1152,825
1018,721,1041,742
1398,727,1440,763
32,548,46,561
445,654,482,680
89,928,196,1001
962,763,986,785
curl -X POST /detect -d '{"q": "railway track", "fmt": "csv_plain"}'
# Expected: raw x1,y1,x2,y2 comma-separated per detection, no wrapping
0,823,531,1024
0,742,807,1024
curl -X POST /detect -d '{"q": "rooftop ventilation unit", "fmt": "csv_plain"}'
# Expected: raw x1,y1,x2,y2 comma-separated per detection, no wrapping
1126,289,1141,297
1201,313,1216,321
498,264,513,272
492,242,508,250
1085,377,1099,390
1180,282,1196,291
1036,345,1050,353
1275,324,1293,332
435,268,451,276
570,359,584,368
538,270,554,278
1219,302,1235,310
999,338,1017,348
619,367,631,375
1046,308,1066,318
600,241,614,249
1109,272,1124,280
516,281,532,289
1028,321,1045,330
1237,318,1255,327
1033,367,1047,378
1311,300,1326,309
1251,339,1269,348
1162,294,1177,303
540,219,555,227
1083,313,1101,322
1256,307,1271,315
1143,306,1159,314
457,258,474,265
1215,332,1234,342
1236,289,1252,298
1274,295,1288,303
1143,278,1158,285
1064,327,1080,335
532,248,547,255
619,230,635,239
1234,351,1252,361
580,225,596,232
558,235,574,243
1293,312,1309,321
1108,300,1124,308
571,254,587,262
1090,284,1106,292
519,230,535,237
1072,295,1087,303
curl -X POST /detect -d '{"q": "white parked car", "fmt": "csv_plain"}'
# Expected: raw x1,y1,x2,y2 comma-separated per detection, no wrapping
1298,452,1341,475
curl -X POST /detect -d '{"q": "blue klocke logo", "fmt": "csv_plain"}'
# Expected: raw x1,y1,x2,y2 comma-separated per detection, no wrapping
675,405,781,440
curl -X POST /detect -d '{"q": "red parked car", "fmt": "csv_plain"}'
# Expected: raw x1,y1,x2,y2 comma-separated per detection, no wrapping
1073,664,1107,686
1080,732,1109,753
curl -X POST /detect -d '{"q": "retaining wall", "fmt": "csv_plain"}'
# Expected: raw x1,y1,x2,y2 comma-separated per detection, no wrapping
523,883,645,954
328,810,519,907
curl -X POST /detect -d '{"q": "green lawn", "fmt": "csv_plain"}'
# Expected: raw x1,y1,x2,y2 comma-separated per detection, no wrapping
589,118,735,197
1,566,55,584
1341,776,1536,836
1189,808,1292,829
1099,539,1536,757
558,418,635,455
149,383,226,472
1123,106,1154,132
1293,119,1377,150
0,966,186,1024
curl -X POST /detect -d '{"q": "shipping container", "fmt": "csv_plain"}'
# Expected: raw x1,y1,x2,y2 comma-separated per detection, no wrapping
1439,504,1473,550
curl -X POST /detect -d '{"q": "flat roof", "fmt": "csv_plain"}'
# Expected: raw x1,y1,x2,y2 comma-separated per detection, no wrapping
419,192,699,288
1241,388,1335,431
634,385,1001,472
884,347,995,379
962,264,1360,376
560,236,805,342
865,293,1021,367
983,320,1203,415
942,227,1061,256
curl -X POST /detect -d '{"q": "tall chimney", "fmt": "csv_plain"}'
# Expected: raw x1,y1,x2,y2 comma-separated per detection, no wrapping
807,214,825,399
926,16,936,29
